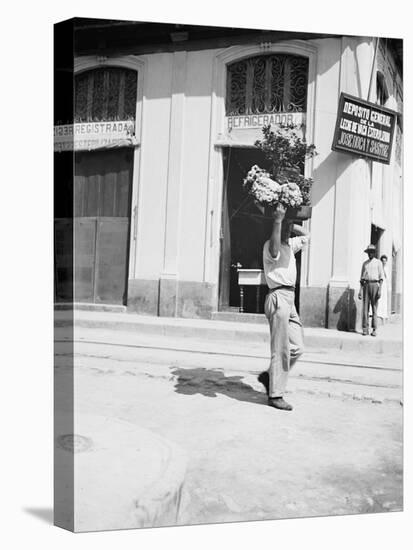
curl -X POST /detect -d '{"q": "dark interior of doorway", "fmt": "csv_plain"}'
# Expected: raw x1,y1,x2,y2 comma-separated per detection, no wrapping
219,147,302,314
54,151,74,302
370,224,384,255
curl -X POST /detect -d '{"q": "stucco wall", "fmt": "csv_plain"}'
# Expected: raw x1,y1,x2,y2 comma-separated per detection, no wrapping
132,49,220,286
134,53,173,280
103,36,401,322
178,49,216,282
307,38,341,287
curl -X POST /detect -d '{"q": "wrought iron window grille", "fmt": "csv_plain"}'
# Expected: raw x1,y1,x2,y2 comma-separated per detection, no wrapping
74,67,138,123
226,54,309,116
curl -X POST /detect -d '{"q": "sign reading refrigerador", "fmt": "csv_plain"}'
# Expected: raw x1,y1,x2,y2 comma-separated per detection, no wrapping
227,112,305,130
54,121,137,151
332,93,397,164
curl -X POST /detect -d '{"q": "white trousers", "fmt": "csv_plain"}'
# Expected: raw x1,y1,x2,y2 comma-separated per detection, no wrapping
264,288,304,398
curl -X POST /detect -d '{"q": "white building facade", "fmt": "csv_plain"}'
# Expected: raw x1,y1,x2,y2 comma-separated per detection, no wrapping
56,28,402,330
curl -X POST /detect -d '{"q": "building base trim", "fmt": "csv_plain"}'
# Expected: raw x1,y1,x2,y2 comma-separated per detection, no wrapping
127,278,216,319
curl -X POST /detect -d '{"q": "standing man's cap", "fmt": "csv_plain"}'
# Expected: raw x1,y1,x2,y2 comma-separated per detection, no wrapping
364,244,376,253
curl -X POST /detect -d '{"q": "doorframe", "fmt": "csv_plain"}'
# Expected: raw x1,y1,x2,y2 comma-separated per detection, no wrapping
204,41,318,310
74,55,147,294
72,146,135,305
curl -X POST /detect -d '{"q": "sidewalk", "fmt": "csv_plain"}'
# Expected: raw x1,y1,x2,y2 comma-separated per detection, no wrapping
55,308,403,355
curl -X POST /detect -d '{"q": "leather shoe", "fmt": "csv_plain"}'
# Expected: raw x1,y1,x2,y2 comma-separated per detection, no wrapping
268,397,293,411
258,371,269,395
371,329,377,337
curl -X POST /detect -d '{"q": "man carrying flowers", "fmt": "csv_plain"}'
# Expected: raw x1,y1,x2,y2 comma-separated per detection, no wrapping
243,124,316,410
258,203,309,411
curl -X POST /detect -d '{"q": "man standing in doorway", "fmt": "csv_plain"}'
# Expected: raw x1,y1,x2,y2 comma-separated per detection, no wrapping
258,204,309,411
358,244,384,337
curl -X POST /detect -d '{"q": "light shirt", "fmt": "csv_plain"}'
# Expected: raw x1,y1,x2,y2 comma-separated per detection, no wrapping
360,257,384,282
263,236,309,288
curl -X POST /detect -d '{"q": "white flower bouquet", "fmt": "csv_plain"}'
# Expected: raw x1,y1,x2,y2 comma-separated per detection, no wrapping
243,165,303,209
242,125,317,220
279,181,303,208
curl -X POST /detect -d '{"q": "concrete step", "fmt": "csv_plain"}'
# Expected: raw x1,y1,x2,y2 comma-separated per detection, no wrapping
55,309,402,355
212,311,267,324
55,302,127,314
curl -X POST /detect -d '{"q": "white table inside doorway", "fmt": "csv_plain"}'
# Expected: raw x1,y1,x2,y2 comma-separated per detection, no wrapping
237,269,267,313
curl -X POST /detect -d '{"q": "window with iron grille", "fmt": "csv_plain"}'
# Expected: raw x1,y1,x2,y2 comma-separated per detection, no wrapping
376,72,389,106
74,68,138,122
226,54,309,116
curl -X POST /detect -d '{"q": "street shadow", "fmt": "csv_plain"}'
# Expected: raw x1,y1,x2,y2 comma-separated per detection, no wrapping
170,367,267,405
23,507,54,524
333,287,357,332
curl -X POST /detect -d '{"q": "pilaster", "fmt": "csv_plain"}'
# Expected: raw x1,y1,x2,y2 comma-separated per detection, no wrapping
159,51,187,316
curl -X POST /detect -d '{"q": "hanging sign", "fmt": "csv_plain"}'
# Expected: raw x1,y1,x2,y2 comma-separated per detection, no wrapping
332,93,397,164
54,120,138,152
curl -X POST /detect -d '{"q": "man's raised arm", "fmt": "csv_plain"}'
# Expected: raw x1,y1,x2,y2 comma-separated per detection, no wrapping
269,204,286,258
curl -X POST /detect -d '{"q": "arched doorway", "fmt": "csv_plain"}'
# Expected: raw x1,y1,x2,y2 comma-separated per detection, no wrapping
54,66,138,304
218,53,309,314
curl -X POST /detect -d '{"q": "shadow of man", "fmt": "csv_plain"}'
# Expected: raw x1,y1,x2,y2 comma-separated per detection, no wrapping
170,367,267,406
333,287,357,332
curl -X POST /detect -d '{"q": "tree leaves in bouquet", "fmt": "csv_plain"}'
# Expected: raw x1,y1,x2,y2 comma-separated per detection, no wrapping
253,124,317,206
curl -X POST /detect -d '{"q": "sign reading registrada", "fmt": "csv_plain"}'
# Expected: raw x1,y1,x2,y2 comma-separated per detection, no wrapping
332,93,398,164
54,120,137,152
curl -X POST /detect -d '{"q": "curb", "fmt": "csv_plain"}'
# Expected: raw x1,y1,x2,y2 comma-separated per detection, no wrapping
55,311,402,355
55,414,188,532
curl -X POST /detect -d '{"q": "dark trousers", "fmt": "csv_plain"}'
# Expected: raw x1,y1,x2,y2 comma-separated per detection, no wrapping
362,281,380,331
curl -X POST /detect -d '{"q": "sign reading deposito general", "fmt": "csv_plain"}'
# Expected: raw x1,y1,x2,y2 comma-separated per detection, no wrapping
54,120,137,152
332,93,398,164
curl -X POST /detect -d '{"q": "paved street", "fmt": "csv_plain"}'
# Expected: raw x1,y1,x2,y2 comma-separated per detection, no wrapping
55,326,403,526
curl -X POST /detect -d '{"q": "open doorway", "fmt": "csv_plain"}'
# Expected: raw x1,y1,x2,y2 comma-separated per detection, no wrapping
218,147,302,314
370,224,384,255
